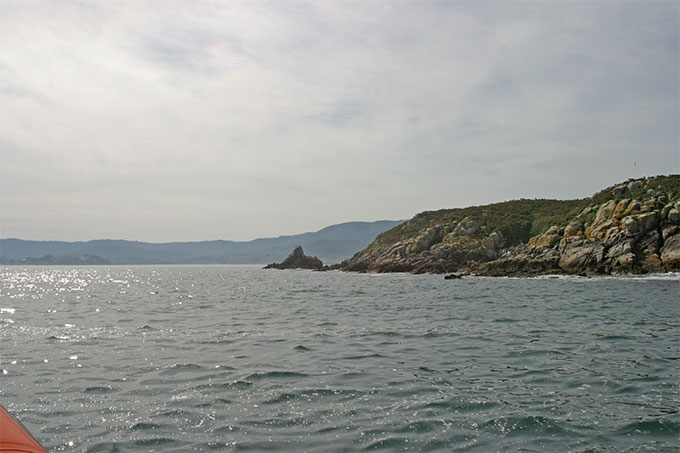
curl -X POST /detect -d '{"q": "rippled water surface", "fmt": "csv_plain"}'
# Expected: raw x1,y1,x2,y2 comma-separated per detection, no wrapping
1,265,678,452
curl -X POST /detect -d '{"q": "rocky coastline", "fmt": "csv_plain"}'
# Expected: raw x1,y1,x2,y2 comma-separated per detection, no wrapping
336,175,680,277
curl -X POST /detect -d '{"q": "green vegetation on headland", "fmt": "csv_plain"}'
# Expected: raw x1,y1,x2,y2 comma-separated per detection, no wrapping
367,198,588,252
338,175,680,276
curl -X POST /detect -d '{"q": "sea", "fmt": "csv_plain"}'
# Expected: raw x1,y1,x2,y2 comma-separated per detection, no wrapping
0,265,678,452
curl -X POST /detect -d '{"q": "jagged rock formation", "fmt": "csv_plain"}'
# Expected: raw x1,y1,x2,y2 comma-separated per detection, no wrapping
264,246,324,270
337,175,680,276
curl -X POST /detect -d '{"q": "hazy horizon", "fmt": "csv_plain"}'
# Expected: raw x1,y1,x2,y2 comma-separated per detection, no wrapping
1,218,405,244
1,1,678,243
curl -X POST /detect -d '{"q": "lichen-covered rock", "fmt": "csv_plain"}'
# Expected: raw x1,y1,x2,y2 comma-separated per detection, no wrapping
625,201,641,215
613,199,631,217
595,200,617,224
622,216,639,235
636,212,658,234
564,221,583,237
451,217,480,236
528,231,561,248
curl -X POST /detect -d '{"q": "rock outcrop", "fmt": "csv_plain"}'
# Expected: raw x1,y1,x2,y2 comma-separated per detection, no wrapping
264,246,324,270
338,175,680,276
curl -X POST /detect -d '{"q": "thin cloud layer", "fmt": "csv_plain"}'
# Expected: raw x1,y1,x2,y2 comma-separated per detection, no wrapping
1,1,677,242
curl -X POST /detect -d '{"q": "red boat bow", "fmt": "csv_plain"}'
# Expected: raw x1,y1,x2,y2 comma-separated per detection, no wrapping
0,404,47,453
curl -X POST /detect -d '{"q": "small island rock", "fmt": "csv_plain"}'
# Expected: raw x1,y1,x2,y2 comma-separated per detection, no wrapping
264,246,324,270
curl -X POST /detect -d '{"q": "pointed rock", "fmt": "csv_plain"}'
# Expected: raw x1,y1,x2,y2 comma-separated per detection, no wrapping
264,246,324,270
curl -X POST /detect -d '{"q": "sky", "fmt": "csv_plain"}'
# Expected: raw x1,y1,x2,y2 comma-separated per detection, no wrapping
1,0,678,243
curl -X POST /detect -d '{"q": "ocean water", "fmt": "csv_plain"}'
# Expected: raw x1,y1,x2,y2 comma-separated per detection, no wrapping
0,265,678,452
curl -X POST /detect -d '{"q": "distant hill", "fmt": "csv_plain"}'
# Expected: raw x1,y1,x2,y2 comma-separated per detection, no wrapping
0,220,404,265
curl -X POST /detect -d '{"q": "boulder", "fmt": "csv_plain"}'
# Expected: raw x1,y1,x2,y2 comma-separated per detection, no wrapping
528,232,561,248
624,201,642,215
668,209,680,225
636,212,658,234
559,239,605,274
595,200,617,224
475,246,561,277
605,238,635,273
483,231,504,250
634,231,663,272
264,246,324,270
579,205,595,217
663,225,679,240
660,235,680,270
661,204,673,220
622,216,639,235
612,185,627,196
451,217,480,237
613,199,631,217
415,227,443,251
607,239,633,259
627,180,642,191
564,221,583,237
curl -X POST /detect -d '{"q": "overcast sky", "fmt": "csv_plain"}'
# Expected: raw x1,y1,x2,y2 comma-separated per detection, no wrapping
1,1,678,242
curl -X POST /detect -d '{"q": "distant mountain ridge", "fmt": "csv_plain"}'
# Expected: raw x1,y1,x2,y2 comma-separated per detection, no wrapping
0,220,404,265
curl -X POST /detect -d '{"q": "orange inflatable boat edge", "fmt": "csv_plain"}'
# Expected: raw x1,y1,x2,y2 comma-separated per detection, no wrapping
0,403,47,453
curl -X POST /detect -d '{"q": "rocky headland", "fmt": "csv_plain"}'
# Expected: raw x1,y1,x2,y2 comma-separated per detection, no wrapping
264,246,324,270
336,175,680,276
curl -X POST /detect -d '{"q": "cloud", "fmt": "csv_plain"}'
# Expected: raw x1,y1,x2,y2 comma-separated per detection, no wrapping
0,0,677,241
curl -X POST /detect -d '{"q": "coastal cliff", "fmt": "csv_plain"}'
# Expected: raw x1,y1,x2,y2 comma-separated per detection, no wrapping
337,175,680,276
